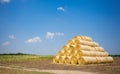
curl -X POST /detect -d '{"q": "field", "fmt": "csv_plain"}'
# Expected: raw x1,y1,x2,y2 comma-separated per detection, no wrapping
0,54,120,74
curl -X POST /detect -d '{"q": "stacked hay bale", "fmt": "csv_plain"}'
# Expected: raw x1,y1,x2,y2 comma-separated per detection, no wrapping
53,36,113,65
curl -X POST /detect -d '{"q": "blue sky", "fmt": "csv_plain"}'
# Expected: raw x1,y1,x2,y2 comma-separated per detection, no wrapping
0,0,120,55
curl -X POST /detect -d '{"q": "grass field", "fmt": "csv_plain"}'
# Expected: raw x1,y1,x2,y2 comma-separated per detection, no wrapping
0,54,53,62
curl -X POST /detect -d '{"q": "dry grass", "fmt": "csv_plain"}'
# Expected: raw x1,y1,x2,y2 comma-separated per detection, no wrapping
0,54,53,62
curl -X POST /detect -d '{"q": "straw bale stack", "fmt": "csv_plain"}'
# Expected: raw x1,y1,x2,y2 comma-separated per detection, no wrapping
53,35,113,65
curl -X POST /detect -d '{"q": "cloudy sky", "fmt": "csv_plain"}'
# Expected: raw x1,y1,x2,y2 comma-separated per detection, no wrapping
0,0,120,55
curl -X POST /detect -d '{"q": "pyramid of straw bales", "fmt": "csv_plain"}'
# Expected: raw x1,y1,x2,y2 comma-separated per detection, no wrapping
53,36,113,65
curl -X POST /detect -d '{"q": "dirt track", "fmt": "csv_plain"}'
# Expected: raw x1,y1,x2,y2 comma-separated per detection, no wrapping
0,57,120,74
0,65,96,74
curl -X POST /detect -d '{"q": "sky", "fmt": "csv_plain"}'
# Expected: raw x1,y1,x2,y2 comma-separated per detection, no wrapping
0,0,120,55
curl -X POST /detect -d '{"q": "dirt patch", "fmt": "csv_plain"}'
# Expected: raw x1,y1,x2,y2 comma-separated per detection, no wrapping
0,57,120,74
0,66,97,74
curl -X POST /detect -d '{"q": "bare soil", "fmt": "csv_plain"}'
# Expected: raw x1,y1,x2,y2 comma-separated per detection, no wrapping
0,57,120,74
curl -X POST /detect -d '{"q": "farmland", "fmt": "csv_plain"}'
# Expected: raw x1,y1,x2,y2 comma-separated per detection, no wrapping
0,54,120,74
0,54,53,62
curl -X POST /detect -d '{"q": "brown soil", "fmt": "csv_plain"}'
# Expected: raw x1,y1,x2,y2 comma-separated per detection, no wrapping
0,57,120,74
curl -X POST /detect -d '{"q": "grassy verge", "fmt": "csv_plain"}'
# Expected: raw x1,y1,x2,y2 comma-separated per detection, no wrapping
0,54,53,62
0,68,53,74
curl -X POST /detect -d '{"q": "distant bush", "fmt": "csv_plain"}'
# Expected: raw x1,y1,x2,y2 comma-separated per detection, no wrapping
0,53,32,55
110,55,120,57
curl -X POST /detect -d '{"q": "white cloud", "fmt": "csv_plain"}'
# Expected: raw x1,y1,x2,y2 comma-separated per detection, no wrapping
46,32,64,39
2,41,10,46
57,7,65,12
9,35,16,39
56,32,64,36
46,32,55,39
25,36,42,43
0,0,11,3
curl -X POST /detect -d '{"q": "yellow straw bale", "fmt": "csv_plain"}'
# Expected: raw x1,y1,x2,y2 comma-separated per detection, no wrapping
90,57,98,64
79,50,90,56
93,42,99,47
70,56,78,65
79,36,85,40
96,57,107,63
79,50,109,57
106,57,114,63
74,36,82,40
53,56,62,64
78,56,97,65
58,50,67,56
96,57,113,63
84,36,93,41
74,36,92,41
68,39,75,46
53,57,58,64
58,56,67,64
62,45,70,50
75,39,99,46
67,49,74,56
92,51,109,57
74,50,80,56
101,52,109,56
76,45,92,51
87,41,99,46
58,51,64,56
94,47,104,52
69,44,76,50
65,57,71,64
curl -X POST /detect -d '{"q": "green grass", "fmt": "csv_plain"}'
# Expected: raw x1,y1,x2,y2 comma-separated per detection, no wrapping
0,54,53,62
0,68,53,74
